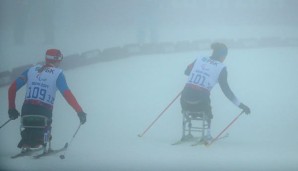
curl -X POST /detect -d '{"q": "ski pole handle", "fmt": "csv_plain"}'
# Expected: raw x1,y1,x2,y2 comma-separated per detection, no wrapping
0,119,12,129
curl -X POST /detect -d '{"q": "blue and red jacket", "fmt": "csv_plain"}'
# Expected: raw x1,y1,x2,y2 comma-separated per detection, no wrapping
8,64,83,113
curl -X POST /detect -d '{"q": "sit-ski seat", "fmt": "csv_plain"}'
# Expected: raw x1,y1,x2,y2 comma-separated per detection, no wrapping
180,110,209,141
19,115,52,153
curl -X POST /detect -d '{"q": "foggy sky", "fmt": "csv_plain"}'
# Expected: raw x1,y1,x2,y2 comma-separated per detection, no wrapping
1,0,298,72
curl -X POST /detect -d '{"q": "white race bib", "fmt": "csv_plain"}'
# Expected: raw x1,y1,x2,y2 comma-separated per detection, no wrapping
187,56,225,91
25,65,62,105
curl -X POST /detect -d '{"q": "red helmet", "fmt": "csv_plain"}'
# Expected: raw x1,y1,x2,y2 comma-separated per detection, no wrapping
45,49,63,63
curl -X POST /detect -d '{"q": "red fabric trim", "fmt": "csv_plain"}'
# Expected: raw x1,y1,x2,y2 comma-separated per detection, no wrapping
188,62,194,69
185,83,210,95
8,81,17,109
63,90,83,113
24,99,53,110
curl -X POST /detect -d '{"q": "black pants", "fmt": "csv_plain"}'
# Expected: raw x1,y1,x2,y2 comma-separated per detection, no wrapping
17,104,53,148
21,103,53,119
180,86,213,119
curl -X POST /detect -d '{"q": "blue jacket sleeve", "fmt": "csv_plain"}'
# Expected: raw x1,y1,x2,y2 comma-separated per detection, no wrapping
56,72,83,113
56,72,70,94
15,69,29,90
8,69,28,109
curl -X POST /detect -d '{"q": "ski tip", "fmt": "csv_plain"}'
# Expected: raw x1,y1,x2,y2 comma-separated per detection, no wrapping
64,143,69,148
172,141,183,145
204,143,211,147
137,134,142,138
33,154,43,159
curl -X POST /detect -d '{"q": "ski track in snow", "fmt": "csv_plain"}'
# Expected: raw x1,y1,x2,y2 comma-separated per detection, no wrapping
1,47,298,171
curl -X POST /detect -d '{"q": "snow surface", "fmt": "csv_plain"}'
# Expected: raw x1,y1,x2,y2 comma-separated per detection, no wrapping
1,47,298,171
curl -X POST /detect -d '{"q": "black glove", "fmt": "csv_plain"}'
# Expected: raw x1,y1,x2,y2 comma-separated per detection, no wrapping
77,112,87,124
8,108,20,120
239,103,251,114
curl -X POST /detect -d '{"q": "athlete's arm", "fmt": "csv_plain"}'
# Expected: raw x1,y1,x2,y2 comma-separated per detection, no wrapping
56,72,83,113
8,69,28,109
218,67,240,106
184,60,196,76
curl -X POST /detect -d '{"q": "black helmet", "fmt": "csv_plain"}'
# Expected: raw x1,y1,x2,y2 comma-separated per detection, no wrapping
211,42,228,58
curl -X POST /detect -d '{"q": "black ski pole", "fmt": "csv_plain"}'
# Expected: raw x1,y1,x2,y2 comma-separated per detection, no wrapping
0,119,12,129
59,123,82,159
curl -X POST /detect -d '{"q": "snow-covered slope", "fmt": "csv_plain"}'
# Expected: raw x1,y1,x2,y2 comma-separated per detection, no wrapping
1,47,298,171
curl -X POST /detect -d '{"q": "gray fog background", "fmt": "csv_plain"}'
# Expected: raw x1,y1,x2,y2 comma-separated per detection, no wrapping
1,0,298,171
1,0,297,71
